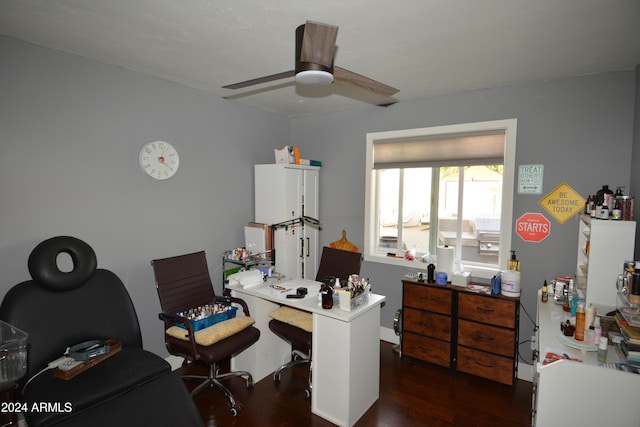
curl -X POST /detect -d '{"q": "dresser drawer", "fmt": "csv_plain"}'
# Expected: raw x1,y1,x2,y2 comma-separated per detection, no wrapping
456,346,515,385
458,319,515,357
403,308,451,341
403,331,450,367
403,282,452,315
458,293,516,328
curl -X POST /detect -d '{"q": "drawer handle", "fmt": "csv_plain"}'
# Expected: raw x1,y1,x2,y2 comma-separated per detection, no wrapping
475,335,494,342
475,360,494,368
477,307,494,314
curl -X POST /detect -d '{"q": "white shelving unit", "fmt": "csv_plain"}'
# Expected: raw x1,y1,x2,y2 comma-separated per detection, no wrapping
576,214,635,310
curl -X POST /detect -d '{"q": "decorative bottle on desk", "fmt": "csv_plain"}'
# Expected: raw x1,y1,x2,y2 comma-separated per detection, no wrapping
321,282,333,309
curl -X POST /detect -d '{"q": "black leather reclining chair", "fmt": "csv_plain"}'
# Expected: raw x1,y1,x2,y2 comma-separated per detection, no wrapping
0,236,203,427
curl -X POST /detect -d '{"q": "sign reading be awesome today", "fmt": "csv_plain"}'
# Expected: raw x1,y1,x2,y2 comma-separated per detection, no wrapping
539,182,585,224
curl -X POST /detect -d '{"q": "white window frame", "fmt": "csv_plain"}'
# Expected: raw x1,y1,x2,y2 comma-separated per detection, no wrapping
364,119,517,280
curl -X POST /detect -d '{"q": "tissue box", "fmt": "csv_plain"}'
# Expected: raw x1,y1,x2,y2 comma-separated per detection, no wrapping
337,289,370,312
451,271,471,287
174,304,237,331
274,146,295,164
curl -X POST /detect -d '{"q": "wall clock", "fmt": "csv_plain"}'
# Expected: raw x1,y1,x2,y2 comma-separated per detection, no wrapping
138,140,180,180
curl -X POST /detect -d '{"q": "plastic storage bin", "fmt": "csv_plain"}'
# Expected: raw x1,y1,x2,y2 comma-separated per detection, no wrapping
174,304,238,331
0,320,28,387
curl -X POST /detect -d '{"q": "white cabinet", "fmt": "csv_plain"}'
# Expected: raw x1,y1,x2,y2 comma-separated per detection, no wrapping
576,214,636,309
255,164,320,279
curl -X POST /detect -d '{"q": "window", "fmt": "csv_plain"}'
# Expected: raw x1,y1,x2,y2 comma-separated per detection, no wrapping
364,119,517,279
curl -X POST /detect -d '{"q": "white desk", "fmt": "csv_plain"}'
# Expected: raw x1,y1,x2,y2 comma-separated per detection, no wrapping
534,292,640,426
227,278,385,427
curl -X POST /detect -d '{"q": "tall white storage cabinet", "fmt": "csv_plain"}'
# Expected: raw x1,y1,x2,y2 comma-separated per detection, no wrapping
576,214,636,309
255,164,320,280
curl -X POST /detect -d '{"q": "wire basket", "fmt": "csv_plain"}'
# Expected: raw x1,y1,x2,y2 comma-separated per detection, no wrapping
0,320,28,387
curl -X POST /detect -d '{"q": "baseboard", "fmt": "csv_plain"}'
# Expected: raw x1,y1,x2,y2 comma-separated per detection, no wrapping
165,326,533,382
165,355,184,371
380,326,399,344
517,362,534,382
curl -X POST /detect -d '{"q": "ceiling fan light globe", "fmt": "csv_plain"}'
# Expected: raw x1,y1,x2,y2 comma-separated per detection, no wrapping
295,70,334,86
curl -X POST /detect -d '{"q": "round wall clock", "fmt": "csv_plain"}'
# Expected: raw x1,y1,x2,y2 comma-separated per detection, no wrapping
138,140,180,180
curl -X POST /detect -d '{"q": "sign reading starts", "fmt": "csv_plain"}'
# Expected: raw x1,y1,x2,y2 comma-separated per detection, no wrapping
539,182,585,224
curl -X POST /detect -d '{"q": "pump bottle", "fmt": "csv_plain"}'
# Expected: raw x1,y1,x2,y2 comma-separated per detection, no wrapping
507,250,520,271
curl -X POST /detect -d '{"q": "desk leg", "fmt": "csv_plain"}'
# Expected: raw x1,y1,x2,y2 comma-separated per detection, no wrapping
230,292,290,383
311,306,381,427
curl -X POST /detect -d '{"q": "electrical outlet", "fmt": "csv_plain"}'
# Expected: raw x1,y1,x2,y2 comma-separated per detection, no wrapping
530,335,536,350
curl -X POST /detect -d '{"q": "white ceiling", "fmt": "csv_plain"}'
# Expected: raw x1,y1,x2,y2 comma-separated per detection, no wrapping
2,0,640,118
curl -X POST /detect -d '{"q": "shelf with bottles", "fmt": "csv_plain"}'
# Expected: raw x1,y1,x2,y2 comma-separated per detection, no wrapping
222,249,273,288
223,248,272,267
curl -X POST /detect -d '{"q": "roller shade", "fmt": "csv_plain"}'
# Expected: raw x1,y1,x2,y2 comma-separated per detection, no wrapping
372,129,505,169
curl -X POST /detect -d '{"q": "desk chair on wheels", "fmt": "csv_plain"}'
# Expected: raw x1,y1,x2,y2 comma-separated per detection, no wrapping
152,251,260,416
268,246,363,397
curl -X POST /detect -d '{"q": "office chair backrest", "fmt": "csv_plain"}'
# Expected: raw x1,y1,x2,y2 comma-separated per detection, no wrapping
315,246,363,282
0,236,143,379
152,251,216,315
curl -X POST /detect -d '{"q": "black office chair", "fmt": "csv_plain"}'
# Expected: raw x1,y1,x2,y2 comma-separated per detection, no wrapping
268,246,362,397
0,236,203,427
152,251,261,416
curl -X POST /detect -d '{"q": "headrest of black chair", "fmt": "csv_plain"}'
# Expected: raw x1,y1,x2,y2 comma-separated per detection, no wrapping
28,236,97,291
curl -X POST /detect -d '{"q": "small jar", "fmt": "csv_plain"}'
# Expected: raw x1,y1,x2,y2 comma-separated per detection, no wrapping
597,337,608,363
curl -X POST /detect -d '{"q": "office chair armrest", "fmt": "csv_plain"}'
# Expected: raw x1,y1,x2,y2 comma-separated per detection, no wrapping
214,295,251,317
159,313,200,359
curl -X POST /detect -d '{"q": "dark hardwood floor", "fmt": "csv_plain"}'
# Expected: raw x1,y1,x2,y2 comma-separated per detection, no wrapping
180,342,533,426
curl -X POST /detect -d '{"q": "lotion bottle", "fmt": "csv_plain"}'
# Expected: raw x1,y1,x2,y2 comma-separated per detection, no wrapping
594,316,602,344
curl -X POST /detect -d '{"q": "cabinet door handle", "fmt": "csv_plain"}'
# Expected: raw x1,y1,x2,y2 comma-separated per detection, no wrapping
306,237,310,257
299,237,304,258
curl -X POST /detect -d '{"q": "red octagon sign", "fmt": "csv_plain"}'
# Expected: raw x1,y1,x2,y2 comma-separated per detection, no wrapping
516,212,551,242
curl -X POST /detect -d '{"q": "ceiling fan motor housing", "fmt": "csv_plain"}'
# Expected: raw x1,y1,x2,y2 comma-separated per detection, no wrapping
294,23,335,86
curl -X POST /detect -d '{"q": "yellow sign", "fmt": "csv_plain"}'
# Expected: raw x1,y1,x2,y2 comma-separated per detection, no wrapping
539,182,585,224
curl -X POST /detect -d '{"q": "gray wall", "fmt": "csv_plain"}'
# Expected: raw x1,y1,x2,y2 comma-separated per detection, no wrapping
2,35,638,366
0,36,287,357
632,64,640,250
291,71,637,362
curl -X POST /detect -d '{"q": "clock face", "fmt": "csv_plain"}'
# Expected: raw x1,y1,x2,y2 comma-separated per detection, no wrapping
139,140,179,180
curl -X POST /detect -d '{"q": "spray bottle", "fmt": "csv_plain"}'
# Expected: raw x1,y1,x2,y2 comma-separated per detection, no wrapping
507,250,520,271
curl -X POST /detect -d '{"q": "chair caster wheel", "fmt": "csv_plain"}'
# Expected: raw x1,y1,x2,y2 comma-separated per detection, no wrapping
230,405,241,416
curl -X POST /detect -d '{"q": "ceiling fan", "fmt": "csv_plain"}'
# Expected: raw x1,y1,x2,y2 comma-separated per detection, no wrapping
222,21,399,105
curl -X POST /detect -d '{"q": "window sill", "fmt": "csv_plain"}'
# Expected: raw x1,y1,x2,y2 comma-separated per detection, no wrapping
364,253,497,281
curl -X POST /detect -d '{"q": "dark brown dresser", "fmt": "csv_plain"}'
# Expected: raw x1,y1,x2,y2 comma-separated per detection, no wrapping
401,278,519,386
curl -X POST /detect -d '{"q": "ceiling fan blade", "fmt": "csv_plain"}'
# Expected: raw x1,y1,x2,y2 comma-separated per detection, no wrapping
222,70,295,90
333,66,399,98
299,21,338,69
